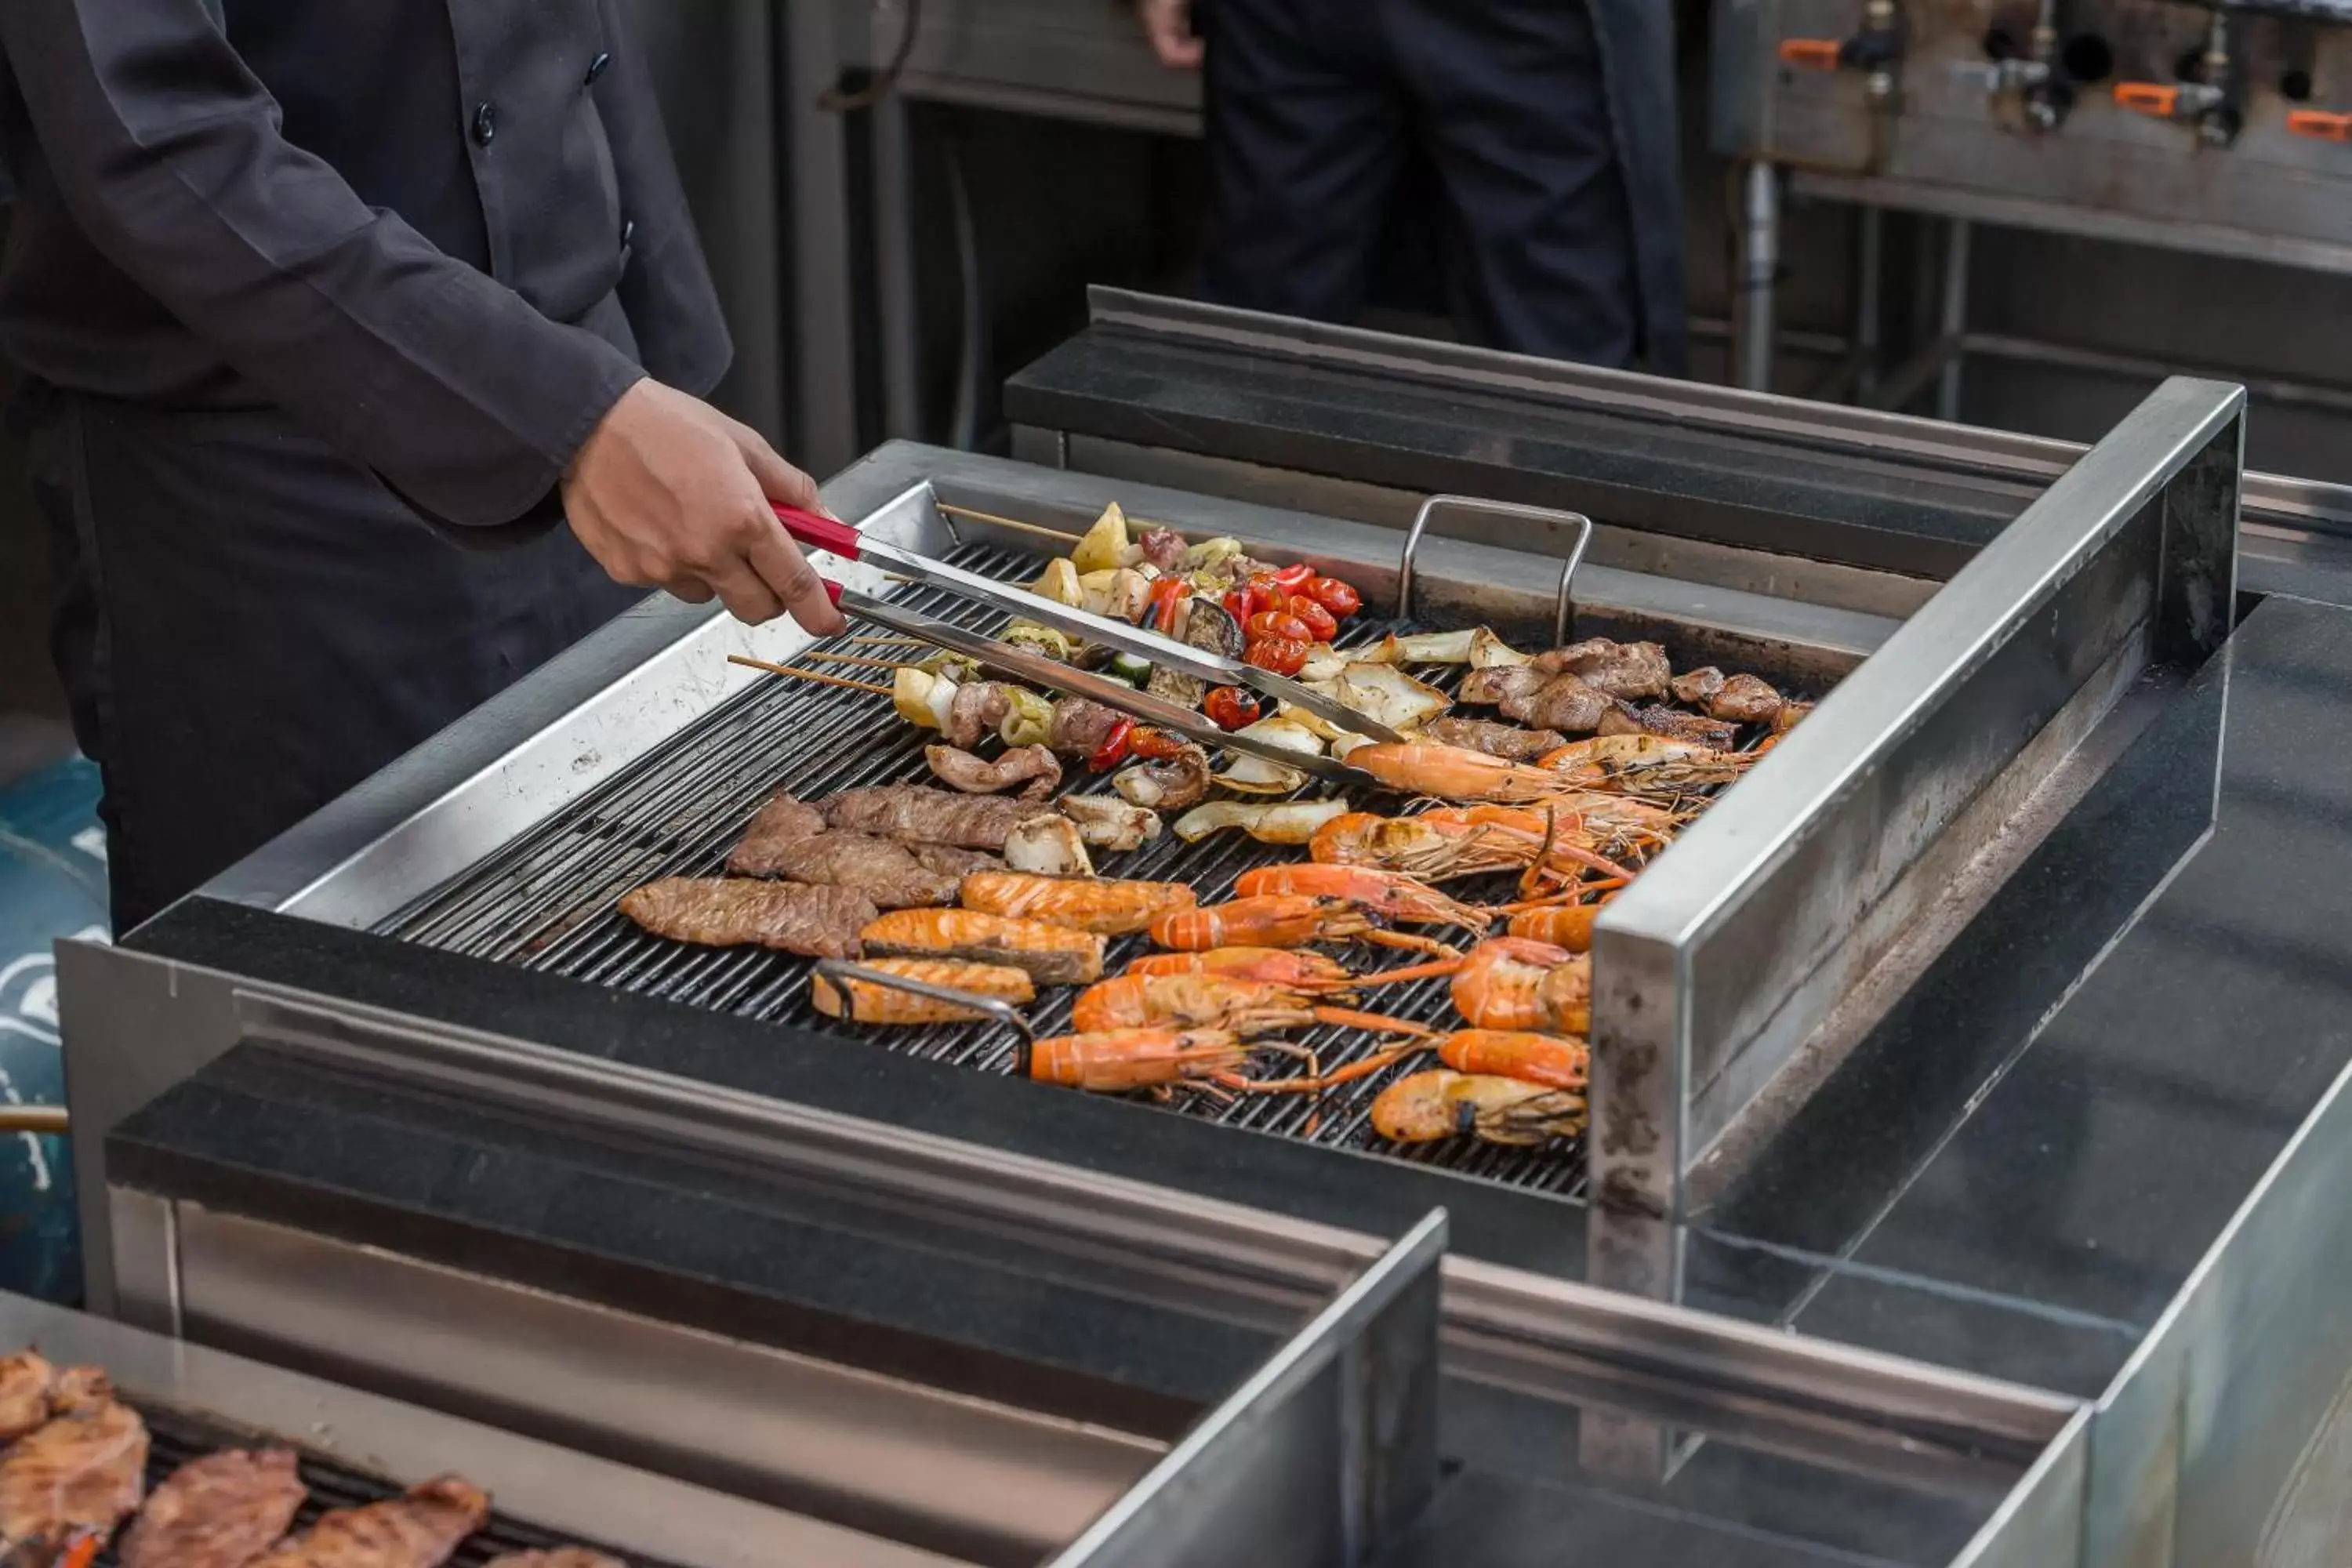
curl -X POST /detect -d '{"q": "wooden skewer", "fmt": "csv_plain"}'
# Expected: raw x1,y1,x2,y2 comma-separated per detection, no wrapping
937,501,1181,546
800,649,905,671
728,653,891,696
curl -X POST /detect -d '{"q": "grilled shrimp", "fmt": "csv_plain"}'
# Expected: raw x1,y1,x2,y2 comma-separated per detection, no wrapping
1232,865,1490,936
1505,903,1601,951
960,870,1196,936
1072,973,1432,1037
1370,1070,1587,1145
1310,808,1636,886
1536,735,1752,798
1450,937,1592,1035
1149,895,1457,958
1348,741,1585,804
810,959,1036,1024
1029,1027,1259,1092
859,908,1105,985
1122,946,1359,988
1433,1029,1588,1090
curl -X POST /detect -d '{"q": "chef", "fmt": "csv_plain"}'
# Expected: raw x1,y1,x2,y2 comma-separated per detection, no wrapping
0,1,845,933
1137,0,1688,376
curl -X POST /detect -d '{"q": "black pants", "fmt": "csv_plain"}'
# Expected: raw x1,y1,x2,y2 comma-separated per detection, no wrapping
26,392,639,933
1198,0,1642,368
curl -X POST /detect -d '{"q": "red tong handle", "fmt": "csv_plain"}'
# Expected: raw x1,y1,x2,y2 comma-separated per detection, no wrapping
771,503,865,561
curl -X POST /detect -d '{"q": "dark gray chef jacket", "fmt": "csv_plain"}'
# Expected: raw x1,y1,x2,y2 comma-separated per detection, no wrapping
0,0,733,931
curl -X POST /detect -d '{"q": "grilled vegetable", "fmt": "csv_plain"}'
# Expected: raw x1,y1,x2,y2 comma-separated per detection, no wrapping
1300,576,1363,619
998,687,1056,749
1031,557,1083,607
1001,622,1076,662
1244,636,1312,677
892,666,959,730
1172,797,1353,845
1105,652,1153,688
1314,662,1450,731
1072,503,1133,574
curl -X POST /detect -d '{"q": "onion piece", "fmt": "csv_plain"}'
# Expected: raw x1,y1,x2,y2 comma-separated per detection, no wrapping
1365,626,1529,669
1174,797,1352,845
1298,644,1348,683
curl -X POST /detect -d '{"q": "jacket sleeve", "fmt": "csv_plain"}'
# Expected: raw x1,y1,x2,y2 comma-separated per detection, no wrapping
0,0,648,528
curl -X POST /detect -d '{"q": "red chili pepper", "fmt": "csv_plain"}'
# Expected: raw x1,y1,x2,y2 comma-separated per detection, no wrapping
56,1539,99,1568
1130,726,1189,760
1245,636,1311,677
1300,575,1363,618
1088,717,1136,772
1247,609,1314,643
1149,575,1189,634
1270,562,1316,590
1288,596,1339,642
1203,686,1262,731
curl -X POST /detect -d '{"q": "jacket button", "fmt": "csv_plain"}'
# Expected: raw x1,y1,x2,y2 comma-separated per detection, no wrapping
472,102,497,147
586,52,612,85
621,219,637,249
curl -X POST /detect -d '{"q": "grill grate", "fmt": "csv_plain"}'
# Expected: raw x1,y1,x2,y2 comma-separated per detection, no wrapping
97,1408,667,1566
378,545,1600,1199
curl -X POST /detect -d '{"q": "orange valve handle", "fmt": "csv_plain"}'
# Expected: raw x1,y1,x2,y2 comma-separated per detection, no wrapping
2288,109,2352,143
2113,81,2181,118
1777,38,1846,71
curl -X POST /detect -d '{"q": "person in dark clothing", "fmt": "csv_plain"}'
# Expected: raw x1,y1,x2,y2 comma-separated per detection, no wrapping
0,0,844,932
1138,0,1689,376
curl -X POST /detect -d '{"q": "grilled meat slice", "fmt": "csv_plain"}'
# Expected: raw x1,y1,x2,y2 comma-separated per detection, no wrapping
944,681,1014,750
1596,704,1740,750
1135,527,1187,572
1533,639,1671,701
47,1367,113,1417
1417,717,1568,763
821,786,1034,851
925,743,1063,803
0,1355,52,1444
1667,666,1723,708
1049,698,1127,759
1501,673,1613,734
245,1475,489,1568
0,1397,148,1558
908,843,1004,878
619,878,877,958
1668,666,1784,727
1457,665,1546,708
119,1449,307,1568
486,1553,626,1568
742,833,961,909
724,793,829,877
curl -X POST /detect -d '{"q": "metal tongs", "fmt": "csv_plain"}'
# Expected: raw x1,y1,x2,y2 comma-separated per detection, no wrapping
772,501,1396,787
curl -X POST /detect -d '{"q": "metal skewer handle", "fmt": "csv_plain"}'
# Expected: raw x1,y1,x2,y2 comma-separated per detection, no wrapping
1396,495,1596,646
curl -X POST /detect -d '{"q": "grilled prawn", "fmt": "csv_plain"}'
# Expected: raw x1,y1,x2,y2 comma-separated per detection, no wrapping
1309,808,1635,886
1536,735,1752,798
960,870,1196,936
1433,1029,1588,1090
1149,895,1457,958
1348,741,1588,804
1504,903,1601,951
810,959,1036,1024
1029,1027,1294,1093
1122,947,1359,989
859,908,1105,984
1232,865,1490,936
1370,1069,1587,1145
1449,937,1593,1035
1072,973,1432,1037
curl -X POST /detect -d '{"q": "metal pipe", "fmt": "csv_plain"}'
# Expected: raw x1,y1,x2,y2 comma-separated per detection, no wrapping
1735,164,1780,392
1935,218,1973,422
1856,206,1885,402
873,93,924,442
945,134,987,452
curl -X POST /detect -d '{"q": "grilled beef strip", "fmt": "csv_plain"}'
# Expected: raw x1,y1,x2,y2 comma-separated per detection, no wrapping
119,1449,307,1568
619,879,877,958
741,834,962,909
724,793,829,877
924,743,1063,802
1417,717,1568,762
1501,673,1613,734
243,1475,489,1568
821,786,1035,851
0,1355,51,1445
1595,704,1740,749
908,843,1004,878
485,1551,627,1568
1533,639,1671,700
0,1396,148,1558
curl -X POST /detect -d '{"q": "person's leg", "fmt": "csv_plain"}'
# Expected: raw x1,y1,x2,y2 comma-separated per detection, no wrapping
1197,0,1408,325
1389,0,1643,366
35,396,637,933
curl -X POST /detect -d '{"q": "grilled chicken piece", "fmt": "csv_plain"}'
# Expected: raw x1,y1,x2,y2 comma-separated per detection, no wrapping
1417,717,1568,763
724,793,829,877
1457,665,1547,708
821,786,1035,851
619,878,877,959
119,1449,307,1568
1049,698,1127,759
1668,666,1785,728
1501,673,1613,734
0,1355,53,1444
924,743,1063,803
0,1396,148,1559
245,1475,489,1568
486,1552,626,1568
944,681,1015,750
1533,639,1671,701
736,833,960,909
1595,704,1740,750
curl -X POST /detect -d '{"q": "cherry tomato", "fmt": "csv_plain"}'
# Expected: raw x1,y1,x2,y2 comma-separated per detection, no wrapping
1224,586,1263,623
1130,726,1189,760
1288,596,1339,641
1270,562,1316,590
1300,575,1363,618
1247,609,1313,643
1203,686,1262,731
1088,717,1136,772
1245,636,1312,677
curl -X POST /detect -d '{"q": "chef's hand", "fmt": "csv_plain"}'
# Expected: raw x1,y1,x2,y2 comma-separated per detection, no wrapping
1137,0,1202,68
561,379,847,634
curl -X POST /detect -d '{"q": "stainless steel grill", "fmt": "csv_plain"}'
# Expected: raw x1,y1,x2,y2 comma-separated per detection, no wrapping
376,543,1619,1198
